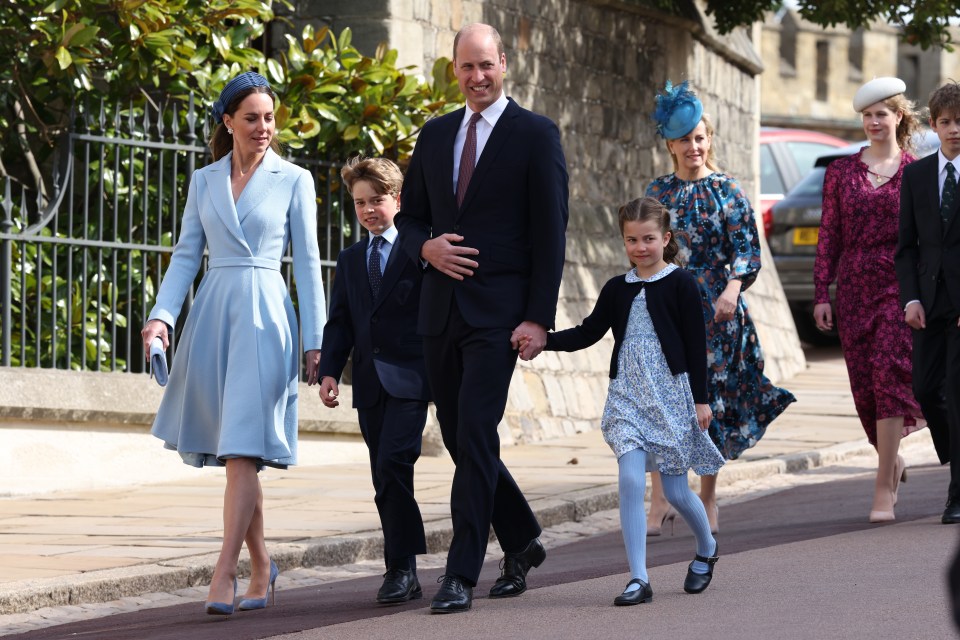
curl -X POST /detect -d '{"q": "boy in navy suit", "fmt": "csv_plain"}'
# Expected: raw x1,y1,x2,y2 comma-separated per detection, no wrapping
896,81,960,523
318,157,431,601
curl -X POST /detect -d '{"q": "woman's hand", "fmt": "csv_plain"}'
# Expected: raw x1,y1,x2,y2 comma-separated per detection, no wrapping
304,349,321,386
141,320,169,360
695,403,713,431
813,302,833,331
713,280,742,323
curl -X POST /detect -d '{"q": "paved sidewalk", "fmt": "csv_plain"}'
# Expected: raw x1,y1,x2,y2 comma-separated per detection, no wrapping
0,351,933,615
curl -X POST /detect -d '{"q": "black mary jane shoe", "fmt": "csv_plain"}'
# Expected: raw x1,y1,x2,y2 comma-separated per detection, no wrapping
683,542,719,594
613,578,653,606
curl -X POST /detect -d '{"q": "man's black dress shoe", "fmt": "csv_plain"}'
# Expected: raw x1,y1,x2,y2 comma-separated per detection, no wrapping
430,575,473,613
376,568,422,604
489,538,546,598
943,500,960,524
613,578,653,606
683,542,719,594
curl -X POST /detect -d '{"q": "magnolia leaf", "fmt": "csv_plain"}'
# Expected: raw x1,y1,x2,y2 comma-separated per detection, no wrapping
54,46,72,70
338,27,352,51
314,104,340,122
275,102,291,128
61,23,86,47
69,25,101,48
266,57,284,83
350,77,368,93
367,128,384,154
342,124,360,141
291,74,317,91
298,107,322,138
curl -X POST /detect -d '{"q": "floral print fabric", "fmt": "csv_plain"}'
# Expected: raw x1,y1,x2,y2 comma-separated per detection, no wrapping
647,172,795,459
601,264,725,475
814,150,925,444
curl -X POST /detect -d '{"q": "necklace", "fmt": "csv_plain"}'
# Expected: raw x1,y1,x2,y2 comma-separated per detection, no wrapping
863,150,900,185
865,168,892,184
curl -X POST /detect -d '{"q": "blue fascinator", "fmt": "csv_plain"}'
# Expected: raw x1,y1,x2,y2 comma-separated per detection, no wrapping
652,80,704,140
211,71,271,123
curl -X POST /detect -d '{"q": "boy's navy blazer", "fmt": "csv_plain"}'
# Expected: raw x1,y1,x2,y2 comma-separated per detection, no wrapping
896,152,960,310
318,234,430,408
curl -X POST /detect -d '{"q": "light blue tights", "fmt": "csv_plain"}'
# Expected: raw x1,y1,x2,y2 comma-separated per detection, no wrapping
618,448,716,590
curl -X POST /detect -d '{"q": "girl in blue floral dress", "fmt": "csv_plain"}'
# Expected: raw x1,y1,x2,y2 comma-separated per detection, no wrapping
645,82,796,535
545,197,724,606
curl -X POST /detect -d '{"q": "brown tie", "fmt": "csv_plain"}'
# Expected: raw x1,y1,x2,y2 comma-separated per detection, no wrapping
456,112,483,207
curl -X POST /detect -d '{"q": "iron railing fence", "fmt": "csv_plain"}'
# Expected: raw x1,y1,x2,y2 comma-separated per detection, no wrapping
0,96,359,376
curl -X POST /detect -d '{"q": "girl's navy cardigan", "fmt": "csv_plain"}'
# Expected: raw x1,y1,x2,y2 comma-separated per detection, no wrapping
545,268,708,404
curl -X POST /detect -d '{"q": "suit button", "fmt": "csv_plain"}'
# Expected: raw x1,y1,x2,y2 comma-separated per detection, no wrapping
371,316,378,323
373,347,381,354
453,224,460,231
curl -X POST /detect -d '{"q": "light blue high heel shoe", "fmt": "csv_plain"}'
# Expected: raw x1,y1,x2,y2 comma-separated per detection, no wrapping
205,577,238,615
237,560,279,611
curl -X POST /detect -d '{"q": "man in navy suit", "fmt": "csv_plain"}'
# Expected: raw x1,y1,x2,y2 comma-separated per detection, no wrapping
896,81,960,523
319,157,430,603
395,22,569,612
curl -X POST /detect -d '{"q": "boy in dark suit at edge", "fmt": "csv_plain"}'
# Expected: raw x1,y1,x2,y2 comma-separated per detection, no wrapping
318,157,431,601
896,81,960,523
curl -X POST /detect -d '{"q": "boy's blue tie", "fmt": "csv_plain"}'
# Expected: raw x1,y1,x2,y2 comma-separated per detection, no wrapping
369,235,384,299
942,163,957,226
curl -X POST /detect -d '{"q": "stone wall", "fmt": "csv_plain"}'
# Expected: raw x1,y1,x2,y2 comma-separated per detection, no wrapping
292,0,806,447
0,1,807,454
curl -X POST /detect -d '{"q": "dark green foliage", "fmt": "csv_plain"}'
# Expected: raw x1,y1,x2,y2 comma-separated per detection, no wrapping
0,2,460,372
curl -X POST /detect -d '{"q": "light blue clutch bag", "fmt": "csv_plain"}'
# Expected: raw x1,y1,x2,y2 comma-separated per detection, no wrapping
149,337,168,387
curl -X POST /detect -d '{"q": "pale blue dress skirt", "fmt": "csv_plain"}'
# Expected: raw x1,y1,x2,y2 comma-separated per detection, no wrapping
601,265,724,476
148,150,326,470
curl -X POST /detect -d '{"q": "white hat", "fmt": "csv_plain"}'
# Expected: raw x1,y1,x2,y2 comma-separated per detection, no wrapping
853,77,907,112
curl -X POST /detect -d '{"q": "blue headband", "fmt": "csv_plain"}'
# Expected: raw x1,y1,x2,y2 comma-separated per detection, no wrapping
652,80,704,139
211,71,271,123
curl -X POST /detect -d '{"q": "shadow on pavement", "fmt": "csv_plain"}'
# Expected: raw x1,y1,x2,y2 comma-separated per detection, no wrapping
9,464,950,640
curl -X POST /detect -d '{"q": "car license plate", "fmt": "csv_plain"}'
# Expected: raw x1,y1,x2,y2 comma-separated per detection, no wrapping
793,227,819,245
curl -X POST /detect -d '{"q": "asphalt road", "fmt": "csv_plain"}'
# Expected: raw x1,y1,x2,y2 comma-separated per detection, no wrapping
9,464,958,640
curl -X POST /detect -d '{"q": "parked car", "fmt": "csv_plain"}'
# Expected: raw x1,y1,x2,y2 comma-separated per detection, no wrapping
767,129,941,344
759,127,850,238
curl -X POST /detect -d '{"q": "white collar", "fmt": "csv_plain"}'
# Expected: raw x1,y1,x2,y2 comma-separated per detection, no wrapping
937,149,959,175
371,224,398,246
460,94,509,130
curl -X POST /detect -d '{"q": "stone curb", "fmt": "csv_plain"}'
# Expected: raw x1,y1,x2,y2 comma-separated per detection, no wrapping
0,432,930,615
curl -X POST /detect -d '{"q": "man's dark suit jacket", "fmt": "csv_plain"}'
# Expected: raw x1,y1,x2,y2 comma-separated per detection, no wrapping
896,153,960,311
318,234,430,407
396,98,569,333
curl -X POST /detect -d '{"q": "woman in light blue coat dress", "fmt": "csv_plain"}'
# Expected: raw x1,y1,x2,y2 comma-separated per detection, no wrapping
141,73,325,615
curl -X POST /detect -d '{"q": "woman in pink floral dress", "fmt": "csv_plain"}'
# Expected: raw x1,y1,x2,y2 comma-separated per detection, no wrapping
813,77,926,523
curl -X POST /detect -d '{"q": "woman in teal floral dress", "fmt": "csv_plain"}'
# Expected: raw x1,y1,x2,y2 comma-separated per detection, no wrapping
644,82,796,534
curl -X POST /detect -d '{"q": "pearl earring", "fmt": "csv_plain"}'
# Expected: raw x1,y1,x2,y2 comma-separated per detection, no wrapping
227,128,234,135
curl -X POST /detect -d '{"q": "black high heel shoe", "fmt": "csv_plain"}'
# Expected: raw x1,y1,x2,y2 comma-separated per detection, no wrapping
613,578,653,606
683,542,719,594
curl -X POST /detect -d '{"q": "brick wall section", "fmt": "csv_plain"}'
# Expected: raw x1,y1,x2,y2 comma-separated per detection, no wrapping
299,0,806,446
